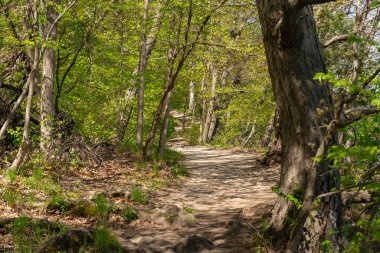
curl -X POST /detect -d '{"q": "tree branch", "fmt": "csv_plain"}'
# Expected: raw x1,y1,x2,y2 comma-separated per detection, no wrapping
322,34,350,48
337,108,380,128
44,0,78,42
292,0,337,8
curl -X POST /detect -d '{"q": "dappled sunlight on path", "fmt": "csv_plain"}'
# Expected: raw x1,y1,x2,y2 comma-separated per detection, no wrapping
116,138,279,252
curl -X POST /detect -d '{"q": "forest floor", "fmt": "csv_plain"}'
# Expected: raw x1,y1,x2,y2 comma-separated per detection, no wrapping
116,137,280,252
0,118,280,252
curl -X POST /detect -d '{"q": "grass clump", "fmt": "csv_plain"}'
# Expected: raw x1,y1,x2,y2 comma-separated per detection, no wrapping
92,226,123,253
46,193,73,213
122,205,138,222
93,194,111,219
9,216,66,253
184,207,193,214
163,149,183,165
170,164,189,177
2,189,24,208
131,186,148,204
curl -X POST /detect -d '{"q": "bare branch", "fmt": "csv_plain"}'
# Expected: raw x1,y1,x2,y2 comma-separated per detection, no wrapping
322,34,350,48
337,108,380,128
292,0,337,8
45,0,78,42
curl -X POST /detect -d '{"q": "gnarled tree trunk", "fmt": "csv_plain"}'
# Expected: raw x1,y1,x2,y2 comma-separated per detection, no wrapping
257,1,342,252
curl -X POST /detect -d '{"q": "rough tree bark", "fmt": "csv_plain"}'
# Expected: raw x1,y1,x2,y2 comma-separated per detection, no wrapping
158,91,172,159
201,67,217,144
257,0,342,252
262,116,274,148
207,66,228,142
199,68,208,143
136,0,164,146
40,0,59,161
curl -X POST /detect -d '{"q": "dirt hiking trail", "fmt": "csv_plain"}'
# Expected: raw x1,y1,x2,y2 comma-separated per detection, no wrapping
116,137,279,253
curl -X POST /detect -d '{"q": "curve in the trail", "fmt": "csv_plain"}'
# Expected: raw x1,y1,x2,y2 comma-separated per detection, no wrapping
116,139,279,253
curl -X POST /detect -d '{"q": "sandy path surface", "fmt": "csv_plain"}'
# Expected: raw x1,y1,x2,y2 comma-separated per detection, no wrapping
116,139,279,253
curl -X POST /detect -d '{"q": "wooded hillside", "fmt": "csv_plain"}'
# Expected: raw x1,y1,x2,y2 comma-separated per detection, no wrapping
0,0,379,252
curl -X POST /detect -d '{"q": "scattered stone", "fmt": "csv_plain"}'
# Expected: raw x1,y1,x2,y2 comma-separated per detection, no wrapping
173,235,214,253
226,220,244,231
38,229,93,253
162,205,181,217
111,190,132,199
130,236,144,245
138,205,197,227
83,190,98,199
69,200,97,217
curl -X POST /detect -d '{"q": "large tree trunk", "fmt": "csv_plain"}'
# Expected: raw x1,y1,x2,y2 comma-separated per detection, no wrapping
40,0,59,161
136,0,164,146
136,0,149,147
257,1,341,252
201,67,217,144
207,66,228,142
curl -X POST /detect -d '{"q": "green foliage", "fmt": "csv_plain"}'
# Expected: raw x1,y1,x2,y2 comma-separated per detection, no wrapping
131,186,148,204
271,185,303,209
6,127,23,146
321,239,333,253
